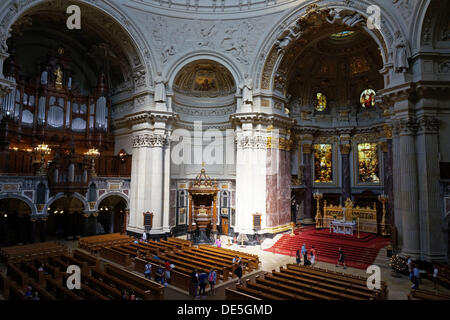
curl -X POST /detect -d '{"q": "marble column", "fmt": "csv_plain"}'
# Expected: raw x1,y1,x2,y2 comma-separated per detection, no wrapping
381,137,394,240
39,217,47,242
30,218,37,244
82,213,90,236
340,143,351,202
392,123,402,248
302,142,314,224
128,129,170,235
92,212,99,235
398,118,421,259
416,116,447,261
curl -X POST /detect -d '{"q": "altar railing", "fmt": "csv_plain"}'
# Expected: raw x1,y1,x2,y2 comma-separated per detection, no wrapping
317,198,379,234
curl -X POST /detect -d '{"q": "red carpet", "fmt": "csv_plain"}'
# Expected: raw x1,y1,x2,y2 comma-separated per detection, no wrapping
264,226,390,269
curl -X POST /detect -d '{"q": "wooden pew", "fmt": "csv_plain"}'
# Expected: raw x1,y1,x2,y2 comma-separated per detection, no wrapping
247,278,312,300
20,260,45,286
83,275,122,300
236,284,282,300
45,278,82,300
6,264,29,289
104,263,164,299
99,247,131,266
91,268,152,300
225,287,261,300
28,280,57,300
0,272,10,299
408,289,450,300
72,249,100,269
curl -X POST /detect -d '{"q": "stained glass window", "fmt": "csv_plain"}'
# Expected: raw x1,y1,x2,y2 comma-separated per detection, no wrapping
313,144,333,183
314,92,327,112
329,31,356,40
357,143,380,183
360,89,376,108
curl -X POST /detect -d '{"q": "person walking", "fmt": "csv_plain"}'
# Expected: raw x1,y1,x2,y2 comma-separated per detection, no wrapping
208,268,217,296
310,246,316,266
198,271,208,297
412,264,420,289
337,248,346,269
234,262,243,285
296,249,301,264
144,262,152,280
432,264,439,290
191,269,199,298
301,243,307,261
164,260,173,286
303,249,311,266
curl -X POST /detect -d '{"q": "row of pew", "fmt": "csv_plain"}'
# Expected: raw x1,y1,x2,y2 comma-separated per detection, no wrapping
78,233,133,254
226,263,388,300
0,242,165,300
93,237,260,293
0,242,68,264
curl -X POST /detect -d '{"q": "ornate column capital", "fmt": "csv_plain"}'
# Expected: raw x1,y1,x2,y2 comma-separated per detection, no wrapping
132,132,168,148
379,141,389,153
397,118,419,136
302,143,312,154
339,144,351,154
417,116,439,135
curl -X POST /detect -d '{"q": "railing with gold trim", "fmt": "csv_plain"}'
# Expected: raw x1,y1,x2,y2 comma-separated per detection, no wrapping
316,198,380,235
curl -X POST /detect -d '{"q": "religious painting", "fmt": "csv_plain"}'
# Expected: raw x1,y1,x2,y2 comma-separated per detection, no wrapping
357,143,380,183
350,56,370,74
193,70,217,91
314,92,327,112
360,89,376,108
313,144,333,183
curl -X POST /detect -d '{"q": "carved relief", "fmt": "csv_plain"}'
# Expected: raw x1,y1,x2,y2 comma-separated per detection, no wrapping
132,133,168,148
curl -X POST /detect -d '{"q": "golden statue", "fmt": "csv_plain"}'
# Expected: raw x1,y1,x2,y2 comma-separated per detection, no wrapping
54,67,63,89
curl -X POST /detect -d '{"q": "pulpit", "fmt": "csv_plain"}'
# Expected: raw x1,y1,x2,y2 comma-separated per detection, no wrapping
187,168,218,244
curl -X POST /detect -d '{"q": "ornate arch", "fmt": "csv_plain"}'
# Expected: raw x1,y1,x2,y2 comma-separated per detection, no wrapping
95,191,129,211
43,192,88,214
0,0,156,92
254,1,407,92
0,193,38,215
165,50,244,94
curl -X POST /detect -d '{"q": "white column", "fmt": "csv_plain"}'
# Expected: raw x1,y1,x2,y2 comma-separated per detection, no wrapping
162,141,171,233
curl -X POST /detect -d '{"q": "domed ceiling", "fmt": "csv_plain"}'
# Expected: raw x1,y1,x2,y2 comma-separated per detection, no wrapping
173,60,235,98
287,31,383,110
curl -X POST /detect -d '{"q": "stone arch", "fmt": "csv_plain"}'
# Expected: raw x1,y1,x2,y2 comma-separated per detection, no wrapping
255,1,406,92
410,0,432,51
95,191,129,212
43,192,88,214
0,193,37,215
0,0,156,91
165,51,244,94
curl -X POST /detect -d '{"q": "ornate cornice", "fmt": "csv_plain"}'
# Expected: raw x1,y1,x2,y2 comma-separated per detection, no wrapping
393,118,419,136
230,112,295,129
113,111,179,129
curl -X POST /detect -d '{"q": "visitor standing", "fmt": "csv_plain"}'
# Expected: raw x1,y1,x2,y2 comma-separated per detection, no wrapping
296,249,301,264
337,248,346,269
144,262,152,280
432,264,439,290
191,269,199,298
234,262,243,285
198,271,208,297
310,246,316,266
208,268,217,296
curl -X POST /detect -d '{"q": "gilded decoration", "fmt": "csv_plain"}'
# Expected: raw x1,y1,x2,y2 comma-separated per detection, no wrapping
313,144,333,183
357,143,380,183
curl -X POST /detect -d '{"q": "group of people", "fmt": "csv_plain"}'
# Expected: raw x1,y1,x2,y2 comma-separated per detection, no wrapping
121,289,139,300
190,268,217,298
406,256,440,290
296,244,317,267
24,286,40,300
144,259,175,287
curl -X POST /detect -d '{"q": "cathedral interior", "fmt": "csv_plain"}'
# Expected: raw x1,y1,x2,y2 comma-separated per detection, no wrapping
0,0,450,302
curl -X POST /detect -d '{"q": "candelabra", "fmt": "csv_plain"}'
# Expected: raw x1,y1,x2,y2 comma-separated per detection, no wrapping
34,143,51,176
84,148,100,177
378,194,389,236
313,192,323,228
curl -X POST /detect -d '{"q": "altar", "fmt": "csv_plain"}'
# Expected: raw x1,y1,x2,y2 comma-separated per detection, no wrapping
330,219,356,235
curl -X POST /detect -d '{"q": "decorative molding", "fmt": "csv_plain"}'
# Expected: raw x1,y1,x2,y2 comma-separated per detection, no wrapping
132,133,168,148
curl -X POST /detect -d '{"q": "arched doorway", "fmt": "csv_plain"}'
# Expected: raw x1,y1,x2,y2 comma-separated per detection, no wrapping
0,198,32,246
46,197,85,240
97,195,127,234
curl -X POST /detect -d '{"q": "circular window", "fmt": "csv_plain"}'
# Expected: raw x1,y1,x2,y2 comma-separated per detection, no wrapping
314,92,327,112
360,89,376,108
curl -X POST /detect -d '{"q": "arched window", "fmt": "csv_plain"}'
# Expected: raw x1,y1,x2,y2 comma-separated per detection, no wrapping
221,191,230,208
